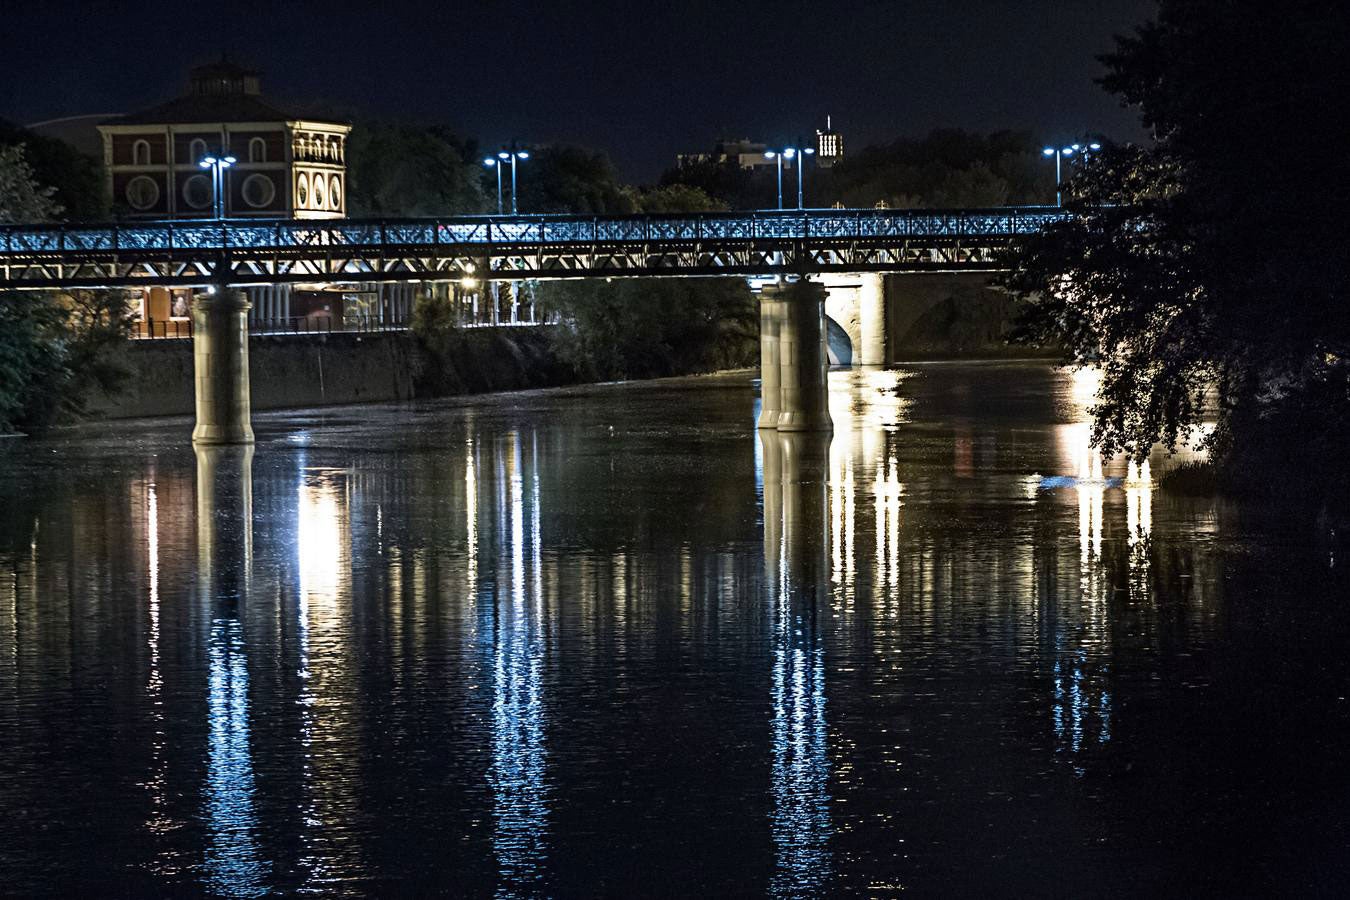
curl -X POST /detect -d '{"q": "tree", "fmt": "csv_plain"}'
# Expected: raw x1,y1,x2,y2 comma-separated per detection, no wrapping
0,143,63,222
1004,0,1350,489
1,145,131,433
512,144,631,215
817,129,1047,209
0,121,105,219
540,183,757,379
346,123,486,217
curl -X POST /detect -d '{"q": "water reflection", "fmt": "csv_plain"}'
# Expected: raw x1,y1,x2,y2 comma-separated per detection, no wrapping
5,363,1331,897
293,463,366,890
762,430,834,896
195,446,268,896
487,430,551,897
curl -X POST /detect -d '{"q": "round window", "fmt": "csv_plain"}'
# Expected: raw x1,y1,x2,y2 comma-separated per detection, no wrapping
328,176,341,210
125,175,160,211
241,173,276,208
296,173,309,207
182,174,212,209
313,174,327,209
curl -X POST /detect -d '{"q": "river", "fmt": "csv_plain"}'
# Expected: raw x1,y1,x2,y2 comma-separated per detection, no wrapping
0,362,1345,897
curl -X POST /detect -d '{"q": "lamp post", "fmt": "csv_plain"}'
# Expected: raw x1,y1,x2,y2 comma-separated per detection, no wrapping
499,142,530,215
198,152,237,219
483,156,504,214
764,143,816,210
1042,141,1101,206
483,142,530,214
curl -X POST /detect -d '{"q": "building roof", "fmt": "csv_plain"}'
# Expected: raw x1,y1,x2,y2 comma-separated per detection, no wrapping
101,60,346,128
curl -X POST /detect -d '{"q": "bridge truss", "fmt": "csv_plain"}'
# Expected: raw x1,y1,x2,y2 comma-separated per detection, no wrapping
0,207,1066,290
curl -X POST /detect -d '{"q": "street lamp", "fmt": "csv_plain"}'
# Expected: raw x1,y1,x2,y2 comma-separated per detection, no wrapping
1042,141,1101,206
483,142,530,214
483,157,504,214
198,152,237,219
763,143,816,210
499,142,530,214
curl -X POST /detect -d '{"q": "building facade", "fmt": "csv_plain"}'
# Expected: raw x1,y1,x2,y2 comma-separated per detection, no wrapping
98,61,350,221
677,139,778,171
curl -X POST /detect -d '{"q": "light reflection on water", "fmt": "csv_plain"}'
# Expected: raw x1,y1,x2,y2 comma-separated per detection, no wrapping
204,615,266,897
488,430,551,897
0,362,1343,896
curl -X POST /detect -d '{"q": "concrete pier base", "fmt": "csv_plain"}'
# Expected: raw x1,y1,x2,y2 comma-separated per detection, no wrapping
760,429,832,599
191,288,254,445
195,444,254,603
757,296,784,429
857,273,886,366
772,280,832,432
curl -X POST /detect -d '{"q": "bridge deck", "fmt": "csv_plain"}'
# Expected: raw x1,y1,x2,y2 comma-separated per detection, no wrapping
0,207,1063,289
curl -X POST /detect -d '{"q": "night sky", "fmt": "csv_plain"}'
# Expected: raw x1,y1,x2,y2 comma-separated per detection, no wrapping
2,0,1156,180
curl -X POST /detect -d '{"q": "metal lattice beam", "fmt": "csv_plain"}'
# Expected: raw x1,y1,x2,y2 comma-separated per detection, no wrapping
0,207,1067,290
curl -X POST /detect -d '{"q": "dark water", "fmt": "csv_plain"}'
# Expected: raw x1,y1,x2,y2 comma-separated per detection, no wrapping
0,362,1346,898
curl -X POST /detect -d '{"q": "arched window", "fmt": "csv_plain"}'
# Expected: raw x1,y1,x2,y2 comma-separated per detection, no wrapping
133,139,151,166
249,137,266,163
189,138,208,164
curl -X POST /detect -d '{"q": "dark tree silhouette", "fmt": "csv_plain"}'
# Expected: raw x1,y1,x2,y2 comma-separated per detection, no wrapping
1004,0,1350,491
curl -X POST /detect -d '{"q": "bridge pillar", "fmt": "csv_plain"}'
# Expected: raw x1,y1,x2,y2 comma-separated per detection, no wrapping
858,273,887,366
775,279,832,433
191,288,254,445
757,295,784,429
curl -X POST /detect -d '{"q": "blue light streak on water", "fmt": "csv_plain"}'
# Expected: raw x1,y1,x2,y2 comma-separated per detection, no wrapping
203,616,268,898
768,482,832,897
490,430,550,898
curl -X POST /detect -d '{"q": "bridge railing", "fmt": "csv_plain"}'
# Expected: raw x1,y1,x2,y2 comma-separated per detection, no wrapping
0,207,1069,256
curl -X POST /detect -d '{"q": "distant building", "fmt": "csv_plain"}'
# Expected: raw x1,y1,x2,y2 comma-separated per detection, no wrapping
92,62,398,336
97,60,351,221
677,138,777,171
815,116,843,168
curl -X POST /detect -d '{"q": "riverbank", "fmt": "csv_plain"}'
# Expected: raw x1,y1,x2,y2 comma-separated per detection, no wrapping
87,326,580,420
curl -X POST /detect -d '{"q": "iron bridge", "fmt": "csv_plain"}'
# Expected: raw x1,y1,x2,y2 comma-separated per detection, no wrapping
0,207,1067,290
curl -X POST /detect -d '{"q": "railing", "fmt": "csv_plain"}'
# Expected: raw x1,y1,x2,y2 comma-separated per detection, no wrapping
136,318,193,339
131,314,557,340
0,207,1069,255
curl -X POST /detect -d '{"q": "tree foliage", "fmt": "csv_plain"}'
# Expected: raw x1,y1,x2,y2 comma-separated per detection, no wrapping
0,121,106,219
515,145,632,215
0,143,63,222
821,129,1047,209
1,145,131,433
346,122,486,217
539,183,757,379
1004,0,1350,483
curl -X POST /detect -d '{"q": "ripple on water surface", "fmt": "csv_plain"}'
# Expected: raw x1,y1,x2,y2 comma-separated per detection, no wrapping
0,363,1345,897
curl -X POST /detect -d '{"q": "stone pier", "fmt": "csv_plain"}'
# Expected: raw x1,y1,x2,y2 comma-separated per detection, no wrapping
757,294,784,429
760,279,832,433
191,288,254,445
